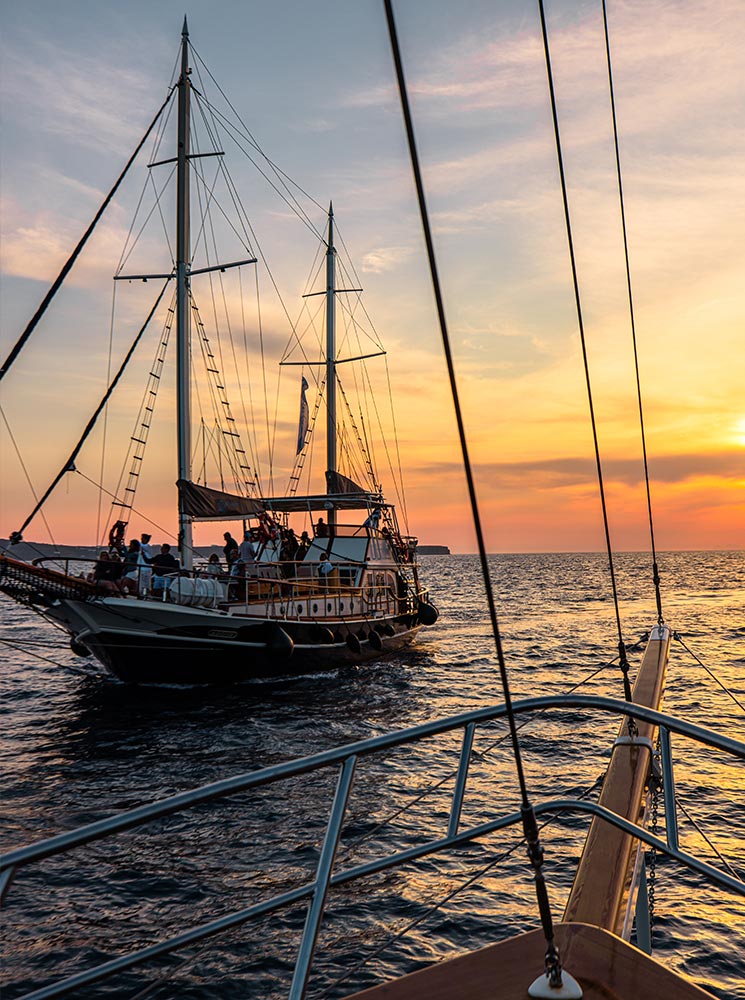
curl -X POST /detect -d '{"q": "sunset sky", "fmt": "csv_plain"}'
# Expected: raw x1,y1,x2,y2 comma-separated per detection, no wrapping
1,0,743,554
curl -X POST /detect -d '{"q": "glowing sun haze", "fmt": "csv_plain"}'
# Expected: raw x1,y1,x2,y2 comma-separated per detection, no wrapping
1,0,743,554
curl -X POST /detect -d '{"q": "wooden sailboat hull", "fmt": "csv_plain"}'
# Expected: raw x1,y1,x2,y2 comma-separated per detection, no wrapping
45,596,422,684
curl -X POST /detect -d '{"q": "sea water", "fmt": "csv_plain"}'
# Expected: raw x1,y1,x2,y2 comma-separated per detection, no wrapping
1,550,743,999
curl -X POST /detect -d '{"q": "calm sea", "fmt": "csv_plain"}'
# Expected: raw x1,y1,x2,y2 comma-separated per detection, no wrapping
1,551,744,999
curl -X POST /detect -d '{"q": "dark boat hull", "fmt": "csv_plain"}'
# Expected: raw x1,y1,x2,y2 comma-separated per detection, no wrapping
46,597,422,684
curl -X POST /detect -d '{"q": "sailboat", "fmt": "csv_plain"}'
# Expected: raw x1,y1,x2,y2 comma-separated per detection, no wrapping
1,6,742,1000
0,20,438,685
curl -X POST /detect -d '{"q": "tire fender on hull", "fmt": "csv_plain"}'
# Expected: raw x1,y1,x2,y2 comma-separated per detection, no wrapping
266,624,294,659
417,600,439,626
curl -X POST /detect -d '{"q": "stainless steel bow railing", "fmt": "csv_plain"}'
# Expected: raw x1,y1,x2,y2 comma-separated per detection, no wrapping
2,696,744,1000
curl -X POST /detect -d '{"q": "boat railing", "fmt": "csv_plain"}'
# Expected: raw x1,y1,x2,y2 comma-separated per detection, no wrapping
30,555,98,576
218,567,420,619
2,695,743,1000
6,555,422,616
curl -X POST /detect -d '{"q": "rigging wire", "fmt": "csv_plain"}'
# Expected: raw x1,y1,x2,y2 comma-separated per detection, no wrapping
338,643,632,861
238,267,265,489
280,254,328,383
147,168,176,265
189,43,325,233
383,1,564,987
7,281,171,544
95,282,119,548
0,637,99,676
674,794,744,881
252,265,276,494
74,469,176,546
185,110,259,493
673,632,745,714
537,0,634,709
191,300,256,493
601,0,664,624
108,296,176,530
0,407,58,549
116,157,177,277
318,775,605,1000
385,358,410,531
0,86,176,384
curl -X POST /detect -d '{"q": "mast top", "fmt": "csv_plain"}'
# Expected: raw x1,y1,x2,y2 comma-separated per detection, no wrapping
328,201,334,218
182,15,189,38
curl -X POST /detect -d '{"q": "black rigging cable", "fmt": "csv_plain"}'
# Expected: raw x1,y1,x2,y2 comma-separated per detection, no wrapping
601,0,664,624
8,281,171,544
383,1,565,989
0,88,176,383
537,0,634,706
0,408,58,549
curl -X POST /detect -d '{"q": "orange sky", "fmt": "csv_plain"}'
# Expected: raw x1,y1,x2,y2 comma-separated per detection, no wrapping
1,1,743,554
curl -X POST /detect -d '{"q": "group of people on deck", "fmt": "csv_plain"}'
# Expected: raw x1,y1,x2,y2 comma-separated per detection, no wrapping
90,505,405,597
222,525,314,579
90,532,180,595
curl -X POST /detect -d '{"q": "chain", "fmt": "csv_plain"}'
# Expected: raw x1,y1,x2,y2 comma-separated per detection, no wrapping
647,738,663,932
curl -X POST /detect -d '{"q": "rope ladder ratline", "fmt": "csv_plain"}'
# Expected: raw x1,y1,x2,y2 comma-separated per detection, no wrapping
601,0,664,625
108,295,177,532
383,0,566,990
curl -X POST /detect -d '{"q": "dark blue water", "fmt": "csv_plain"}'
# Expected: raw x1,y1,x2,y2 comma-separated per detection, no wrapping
1,551,744,999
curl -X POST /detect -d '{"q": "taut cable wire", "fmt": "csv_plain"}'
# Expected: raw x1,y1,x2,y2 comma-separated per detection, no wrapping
0,88,176,383
537,0,634,713
601,0,664,624
383,0,564,987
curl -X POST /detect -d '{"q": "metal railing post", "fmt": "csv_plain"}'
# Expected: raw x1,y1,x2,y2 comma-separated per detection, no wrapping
448,723,476,837
659,726,679,851
289,754,357,1000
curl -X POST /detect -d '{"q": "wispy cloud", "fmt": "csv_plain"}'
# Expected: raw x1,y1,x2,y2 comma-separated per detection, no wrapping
0,38,156,154
360,245,414,274
413,450,744,490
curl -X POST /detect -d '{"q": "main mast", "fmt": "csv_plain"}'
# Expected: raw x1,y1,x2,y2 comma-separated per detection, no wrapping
176,17,193,568
325,204,337,531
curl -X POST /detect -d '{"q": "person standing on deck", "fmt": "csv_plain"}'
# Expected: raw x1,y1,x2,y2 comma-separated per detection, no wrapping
223,532,239,570
138,533,153,594
237,531,257,572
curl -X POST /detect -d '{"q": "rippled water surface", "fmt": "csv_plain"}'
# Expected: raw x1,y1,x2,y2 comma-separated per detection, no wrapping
1,551,744,998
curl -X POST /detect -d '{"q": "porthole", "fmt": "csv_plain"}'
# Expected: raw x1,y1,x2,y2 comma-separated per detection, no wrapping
340,602,345,611
327,602,332,612
297,604,303,615
313,603,318,613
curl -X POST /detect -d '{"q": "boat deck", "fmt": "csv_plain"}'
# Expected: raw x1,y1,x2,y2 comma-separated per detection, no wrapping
345,922,711,999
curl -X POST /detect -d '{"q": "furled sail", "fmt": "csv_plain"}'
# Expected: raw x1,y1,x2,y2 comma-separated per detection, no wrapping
177,480,264,520
325,470,367,495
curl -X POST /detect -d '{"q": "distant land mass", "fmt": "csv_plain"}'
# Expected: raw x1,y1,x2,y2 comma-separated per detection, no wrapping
0,539,101,563
417,545,450,555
